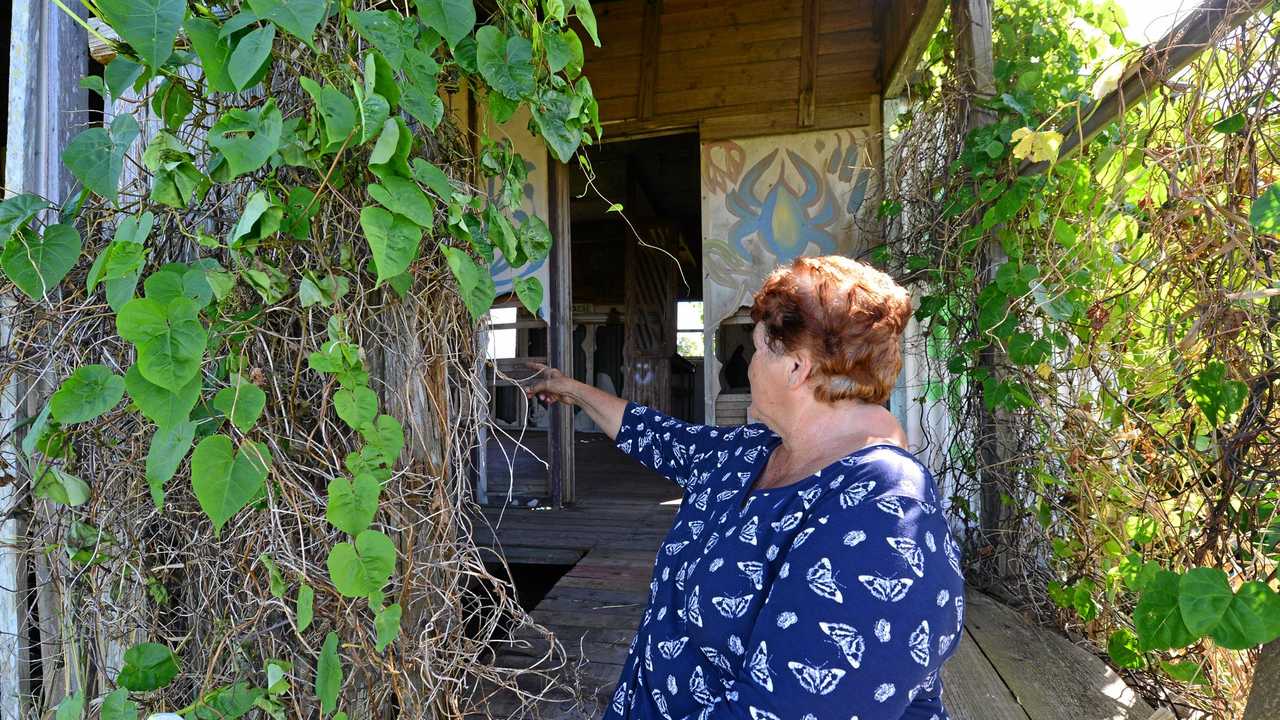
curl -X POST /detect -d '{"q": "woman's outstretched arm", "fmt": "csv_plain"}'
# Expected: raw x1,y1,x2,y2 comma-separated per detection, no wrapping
522,362,628,440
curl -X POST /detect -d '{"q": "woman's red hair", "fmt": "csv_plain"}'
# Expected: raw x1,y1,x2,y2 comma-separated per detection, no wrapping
750,256,912,405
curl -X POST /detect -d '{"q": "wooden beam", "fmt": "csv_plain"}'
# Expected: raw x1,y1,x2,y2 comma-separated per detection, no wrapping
636,0,663,121
798,0,821,126
547,163,575,507
1021,0,1268,176
882,0,948,98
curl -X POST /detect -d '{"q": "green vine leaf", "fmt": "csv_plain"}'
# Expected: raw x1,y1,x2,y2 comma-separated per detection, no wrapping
346,10,417,69
209,100,284,179
53,690,84,720
145,262,215,309
1179,567,1234,636
213,375,268,433
117,642,180,691
100,688,138,720
296,582,315,632
367,119,399,165
1208,581,1280,650
327,530,397,599
87,212,152,294
441,245,496,321
475,26,535,101
2,224,82,300
191,435,272,535
230,190,284,252
1187,361,1247,428
367,176,434,228
63,114,139,203
411,159,453,198
359,415,405,466
1135,570,1197,651
359,206,422,285
125,364,201,428
258,553,287,597
104,56,145,98
1250,183,1280,234
531,88,583,163
0,193,52,243
368,118,414,179
116,297,207,391
326,473,381,536
189,682,263,720
334,386,378,430
152,78,194,131
416,0,475,48
401,49,444,129
50,365,125,424
248,0,326,48
34,466,91,506
364,52,400,109
316,631,343,716
282,186,320,239
185,17,236,93
374,603,402,652
1106,629,1142,669
572,0,600,46
298,272,350,308
145,420,196,510
514,276,543,315
545,29,584,78
300,78,356,150
519,215,554,264
143,132,211,208
95,0,185,68
355,87,391,145
228,24,276,90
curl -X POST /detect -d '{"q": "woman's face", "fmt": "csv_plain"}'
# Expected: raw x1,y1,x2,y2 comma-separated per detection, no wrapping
747,322,788,425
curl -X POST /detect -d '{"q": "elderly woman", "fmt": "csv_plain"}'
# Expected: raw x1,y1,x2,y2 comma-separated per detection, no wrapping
525,256,963,720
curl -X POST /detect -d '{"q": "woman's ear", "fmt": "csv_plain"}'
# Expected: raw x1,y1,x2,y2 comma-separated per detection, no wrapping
786,350,813,389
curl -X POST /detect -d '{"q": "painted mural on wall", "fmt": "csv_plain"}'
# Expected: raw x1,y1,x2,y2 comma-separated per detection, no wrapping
488,106,551,318
701,127,876,420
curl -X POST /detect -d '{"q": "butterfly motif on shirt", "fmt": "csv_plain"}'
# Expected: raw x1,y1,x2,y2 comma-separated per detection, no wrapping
806,558,844,603
873,683,896,702
739,516,759,545
611,682,627,715
728,634,744,655
908,620,931,666
787,661,846,695
937,589,950,607
799,485,823,508
748,641,773,691
778,562,790,579
886,537,925,577
671,442,689,467
818,621,865,669
708,557,724,572
955,595,965,629
619,439,633,454
705,533,721,554
664,540,689,556
938,632,955,656
688,520,705,539
771,511,803,532
716,489,739,503
738,561,764,590
776,611,798,629
793,527,815,547
843,529,866,547
651,688,671,719
875,496,905,517
743,446,761,463
694,488,711,510
857,574,914,602
687,585,703,627
718,450,730,466
711,594,753,618
702,645,734,674
748,708,781,720
839,480,877,508
690,666,716,706
925,530,936,552
874,618,891,642
658,636,688,660
645,635,654,672
944,532,963,576
743,427,765,437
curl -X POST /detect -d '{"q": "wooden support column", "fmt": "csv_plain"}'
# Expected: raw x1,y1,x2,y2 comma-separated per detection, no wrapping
548,163,575,507
637,0,662,121
798,0,820,127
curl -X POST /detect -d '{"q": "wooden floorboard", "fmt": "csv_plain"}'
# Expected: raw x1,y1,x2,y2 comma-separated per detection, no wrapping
468,434,1151,720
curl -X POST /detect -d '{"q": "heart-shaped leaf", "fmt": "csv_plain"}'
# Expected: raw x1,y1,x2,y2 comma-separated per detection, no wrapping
327,529,397,598
1179,567,1234,636
34,466,91,506
2,224,82,300
208,101,283,179
360,206,422,285
0,193,52,242
184,17,235,93
50,364,125,424
96,0,185,68
117,642,179,691
125,364,201,427
334,386,378,429
228,24,275,90
416,0,475,48
63,114,139,202
359,414,405,466
441,246,496,321
191,435,272,534
1209,581,1280,650
1135,570,1197,651
546,29,583,77
248,0,325,47
347,10,417,68
514,276,543,315
475,26,535,101
367,176,434,228
213,375,267,432
375,603,402,652
326,473,381,536
145,421,196,510
100,688,138,720
117,297,207,391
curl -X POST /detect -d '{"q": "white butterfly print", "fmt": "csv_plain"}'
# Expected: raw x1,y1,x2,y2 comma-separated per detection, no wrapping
708,557,724,573
611,681,627,715
859,571,914,601
663,566,672,582
706,532,721,553
718,450,729,465
771,511,803,532
694,488,710,510
828,473,845,488
658,636,688,660
778,562,790,579
664,540,689,556
875,618,891,642
712,594,753,618
671,442,688,467
687,585,703,627
843,529,867,547
944,532,963,576
955,595,965,629
667,675,679,695
741,495,759,512
689,520,705,539
748,641,773,691
819,621,866,669
806,558,845,603
874,683,896,702
776,611,798,629
743,446,760,463
787,661,846,695
839,480,877,508
716,489,738,503
925,530,936,552
690,666,715,706
702,645,734,674
743,427,764,437
937,589,950,606
876,496,905,517
938,632,955,656
619,439,633,454
765,544,779,560
799,485,823,508
651,688,671,719
657,606,667,621
909,620,931,666
920,501,937,514
886,536,925,577
748,708,780,720
739,516,758,545
793,527,815,547
738,561,764,590
645,635,654,672
729,634,744,655
629,405,646,416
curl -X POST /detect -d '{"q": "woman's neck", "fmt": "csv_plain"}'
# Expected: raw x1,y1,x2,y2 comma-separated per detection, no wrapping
769,398,904,458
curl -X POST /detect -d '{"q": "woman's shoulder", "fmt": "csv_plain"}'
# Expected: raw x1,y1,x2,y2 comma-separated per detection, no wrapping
824,444,940,508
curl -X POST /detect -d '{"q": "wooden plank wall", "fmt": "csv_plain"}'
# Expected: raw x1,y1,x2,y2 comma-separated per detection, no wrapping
584,0,880,140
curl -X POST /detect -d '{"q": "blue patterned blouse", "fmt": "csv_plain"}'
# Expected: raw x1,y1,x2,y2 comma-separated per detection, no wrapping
601,403,965,720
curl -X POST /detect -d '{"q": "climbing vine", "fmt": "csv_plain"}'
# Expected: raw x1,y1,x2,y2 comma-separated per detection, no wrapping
883,1,1280,714
3,0,600,717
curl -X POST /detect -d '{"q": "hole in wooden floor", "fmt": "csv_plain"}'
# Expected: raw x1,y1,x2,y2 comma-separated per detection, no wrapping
465,561,578,645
